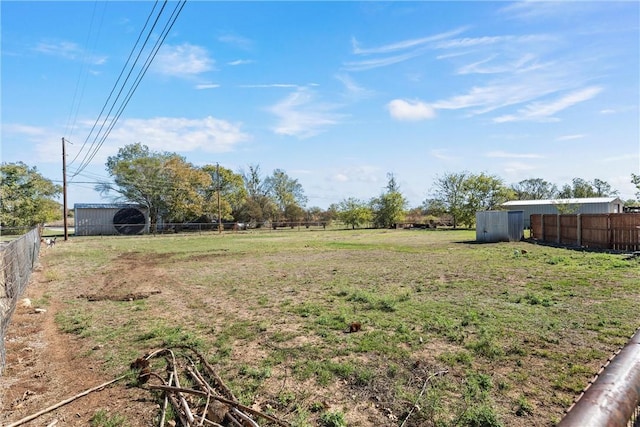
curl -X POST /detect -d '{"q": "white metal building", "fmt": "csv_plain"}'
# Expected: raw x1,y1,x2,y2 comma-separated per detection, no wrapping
502,197,625,228
74,203,149,236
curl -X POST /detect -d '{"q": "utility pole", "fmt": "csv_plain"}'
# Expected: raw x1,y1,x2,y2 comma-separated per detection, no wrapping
217,162,222,234
62,137,69,241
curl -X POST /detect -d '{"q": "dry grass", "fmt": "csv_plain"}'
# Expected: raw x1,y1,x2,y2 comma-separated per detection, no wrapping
15,228,640,426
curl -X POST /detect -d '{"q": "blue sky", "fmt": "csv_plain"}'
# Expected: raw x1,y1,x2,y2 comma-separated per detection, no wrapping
2,1,639,209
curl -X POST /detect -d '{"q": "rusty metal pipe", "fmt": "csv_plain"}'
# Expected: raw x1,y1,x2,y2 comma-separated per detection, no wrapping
558,328,640,427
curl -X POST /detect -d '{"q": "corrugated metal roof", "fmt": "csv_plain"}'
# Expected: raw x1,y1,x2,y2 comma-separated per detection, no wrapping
74,203,146,209
503,197,622,206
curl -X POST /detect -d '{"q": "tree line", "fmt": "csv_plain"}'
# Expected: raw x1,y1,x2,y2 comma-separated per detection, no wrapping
2,143,640,230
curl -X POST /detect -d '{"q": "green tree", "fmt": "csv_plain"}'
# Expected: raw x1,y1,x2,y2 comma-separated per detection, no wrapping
265,168,308,220
510,178,557,200
284,203,306,225
462,173,512,226
338,197,372,229
98,143,211,231
557,178,617,199
430,172,468,228
370,173,408,228
1,162,62,227
592,178,618,197
632,173,640,200
201,164,246,222
240,164,277,225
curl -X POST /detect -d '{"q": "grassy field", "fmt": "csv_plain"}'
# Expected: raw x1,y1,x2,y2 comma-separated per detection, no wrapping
35,228,639,426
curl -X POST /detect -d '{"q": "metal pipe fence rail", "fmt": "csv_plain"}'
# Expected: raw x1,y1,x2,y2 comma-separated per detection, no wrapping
0,227,41,374
558,327,640,427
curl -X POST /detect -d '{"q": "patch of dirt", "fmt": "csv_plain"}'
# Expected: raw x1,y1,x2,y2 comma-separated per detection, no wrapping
0,247,418,427
0,254,159,426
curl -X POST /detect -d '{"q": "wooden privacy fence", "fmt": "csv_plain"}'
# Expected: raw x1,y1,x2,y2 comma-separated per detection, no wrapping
530,213,640,251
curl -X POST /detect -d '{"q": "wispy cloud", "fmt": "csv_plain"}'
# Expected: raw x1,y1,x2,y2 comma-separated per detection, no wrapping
153,43,214,77
107,116,250,153
269,88,345,139
351,27,467,55
34,40,106,64
345,28,467,71
217,33,253,50
330,165,380,183
195,83,220,90
387,99,436,121
556,134,586,141
335,73,374,99
486,151,543,159
344,50,426,72
431,149,457,161
503,161,538,174
240,83,300,89
493,86,602,123
228,59,253,66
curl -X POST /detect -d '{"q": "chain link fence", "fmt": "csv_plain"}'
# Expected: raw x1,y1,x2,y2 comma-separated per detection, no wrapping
0,227,41,374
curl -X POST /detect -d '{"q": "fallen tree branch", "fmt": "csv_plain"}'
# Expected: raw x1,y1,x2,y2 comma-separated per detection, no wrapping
5,374,128,427
400,369,449,427
148,384,291,427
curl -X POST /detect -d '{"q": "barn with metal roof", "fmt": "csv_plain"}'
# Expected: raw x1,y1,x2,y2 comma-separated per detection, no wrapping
502,197,624,228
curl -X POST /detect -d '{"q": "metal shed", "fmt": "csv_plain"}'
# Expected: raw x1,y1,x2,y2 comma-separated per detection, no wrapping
476,210,524,243
74,203,149,236
502,197,624,228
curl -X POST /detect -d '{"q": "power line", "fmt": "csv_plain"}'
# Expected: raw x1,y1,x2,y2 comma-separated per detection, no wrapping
78,0,187,172
70,0,164,172
71,0,187,177
64,1,107,144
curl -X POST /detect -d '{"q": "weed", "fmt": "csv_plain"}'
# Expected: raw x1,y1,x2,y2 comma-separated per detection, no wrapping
460,404,503,427
90,409,127,427
515,395,534,416
320,410,347,427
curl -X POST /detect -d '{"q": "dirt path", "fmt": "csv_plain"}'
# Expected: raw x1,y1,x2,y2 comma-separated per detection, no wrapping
0,258,157,426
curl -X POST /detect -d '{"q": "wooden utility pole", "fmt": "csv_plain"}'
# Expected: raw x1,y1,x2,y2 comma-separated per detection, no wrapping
62,137,69,241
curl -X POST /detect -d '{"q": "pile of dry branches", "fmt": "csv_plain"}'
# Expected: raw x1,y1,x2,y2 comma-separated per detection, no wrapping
133,347,290,427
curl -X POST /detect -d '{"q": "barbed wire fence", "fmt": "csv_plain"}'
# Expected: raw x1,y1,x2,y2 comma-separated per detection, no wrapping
0,227,41,374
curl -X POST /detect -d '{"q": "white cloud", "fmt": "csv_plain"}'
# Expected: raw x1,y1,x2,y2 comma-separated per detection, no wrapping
269,88,344,138
335,73,373,99
387,99,436,121
217,34,253,50
486,151,543,159
112,116,249,153
59,116,250,166
556,134,586,141
240,83,300,89
434,35,513,50
153,43,214,77
195,83,220,90
351,28,467,55
431,149,457,161
503,161,537,174
3,123,49,138
344,50,426,72
34,40,106,64
228,59,253,66
493,86,602,123
330,165,380,183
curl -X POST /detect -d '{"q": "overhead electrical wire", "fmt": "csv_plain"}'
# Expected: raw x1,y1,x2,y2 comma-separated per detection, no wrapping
69,0,164,174
70,0,187,178
69,0,164,173
77,0,187,173
64,1,107,144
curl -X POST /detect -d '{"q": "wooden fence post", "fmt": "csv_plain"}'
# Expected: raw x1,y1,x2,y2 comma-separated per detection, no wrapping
576,214,581,247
